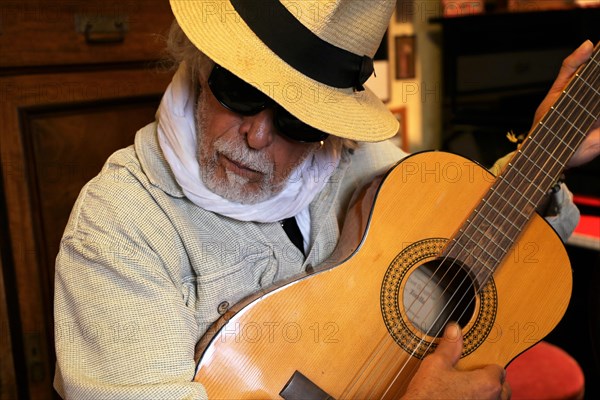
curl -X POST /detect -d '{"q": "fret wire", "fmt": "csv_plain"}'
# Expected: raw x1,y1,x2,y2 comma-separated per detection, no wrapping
529,71,599,178
564,74,599,106
543,108,586,137
476,211,527,252
491,177,543,211
506,162,534,185
459,213,514,255
459,208,517,244
463,211,512,244
452,188,529,277
528,110,596,173
476,212,519,248
572,72,600,112
528,131,575,154
522,129,573,178
487,154,549,221
579,56,600,80
448,46,599,282
480,192,529,231
536,67,599,147
455,230,502,265
563,103,594,133
510,116,575,194
450,236,498,271
505,160,556,199
494,177,549,216
563,90,597,119
475,163,546,258
484,189,531,221
579,73,600,96
515,149,563,183
507,48,597,210
569,69,600,101
522,123,576,154
496,164,539,212
482,194,526,226
518,136,573,168
536,118,576,151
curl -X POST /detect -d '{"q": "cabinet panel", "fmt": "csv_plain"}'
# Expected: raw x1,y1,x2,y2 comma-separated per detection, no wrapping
0,67,172,399
0,0,173,68
0,245,18,399
24,98,161,311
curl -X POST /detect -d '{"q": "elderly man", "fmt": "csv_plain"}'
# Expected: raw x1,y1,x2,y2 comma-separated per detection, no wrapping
54,0,599,398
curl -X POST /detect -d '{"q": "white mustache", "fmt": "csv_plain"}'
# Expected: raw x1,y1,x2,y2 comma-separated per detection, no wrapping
213,137,274,175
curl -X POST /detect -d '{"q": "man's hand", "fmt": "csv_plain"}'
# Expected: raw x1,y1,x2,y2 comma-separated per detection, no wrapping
532,40,600,168
402,323,511,399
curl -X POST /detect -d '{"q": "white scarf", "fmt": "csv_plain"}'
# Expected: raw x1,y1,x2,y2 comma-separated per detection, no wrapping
156,63,342,241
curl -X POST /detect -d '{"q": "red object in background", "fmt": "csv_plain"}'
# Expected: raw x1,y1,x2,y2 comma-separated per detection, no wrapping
573,194,600,208
507,341,585,400
575,214,600,238
573,195,600,238
441,0,484,17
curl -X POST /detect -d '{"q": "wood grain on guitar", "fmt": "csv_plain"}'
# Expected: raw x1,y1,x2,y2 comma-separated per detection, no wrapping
193,42,599,399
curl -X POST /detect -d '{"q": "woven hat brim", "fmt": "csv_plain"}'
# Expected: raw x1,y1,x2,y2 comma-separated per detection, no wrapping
170,0,399,142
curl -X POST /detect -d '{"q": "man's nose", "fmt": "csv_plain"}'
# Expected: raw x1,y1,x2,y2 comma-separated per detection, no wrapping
240,109,276,150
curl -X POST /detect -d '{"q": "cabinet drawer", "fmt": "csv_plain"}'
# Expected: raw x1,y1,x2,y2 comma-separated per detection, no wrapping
0,0,173,68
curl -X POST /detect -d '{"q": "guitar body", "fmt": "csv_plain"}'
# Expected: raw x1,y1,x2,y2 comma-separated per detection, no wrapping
194,151,572,399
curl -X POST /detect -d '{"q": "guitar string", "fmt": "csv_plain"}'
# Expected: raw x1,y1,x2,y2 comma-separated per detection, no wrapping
358,62,599,398
340,48,598,397
378,59,599,397
372,48,600,397
339,328,401,397
394,50,600,388
408,49,600,346
368,90,596,400
420,47,600,362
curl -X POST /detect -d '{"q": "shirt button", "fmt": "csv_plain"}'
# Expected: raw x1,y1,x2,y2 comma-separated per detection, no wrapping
217,301,230,315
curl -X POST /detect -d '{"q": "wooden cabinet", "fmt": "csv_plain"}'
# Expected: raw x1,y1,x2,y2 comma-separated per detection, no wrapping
0,1,174,398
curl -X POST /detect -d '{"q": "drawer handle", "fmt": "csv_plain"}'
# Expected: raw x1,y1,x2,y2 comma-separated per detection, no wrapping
75,14,129,44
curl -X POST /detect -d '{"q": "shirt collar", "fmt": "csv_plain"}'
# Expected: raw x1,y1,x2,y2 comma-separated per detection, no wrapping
135,122,186,198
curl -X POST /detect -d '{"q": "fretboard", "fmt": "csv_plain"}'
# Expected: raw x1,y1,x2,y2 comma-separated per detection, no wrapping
445,42,600,287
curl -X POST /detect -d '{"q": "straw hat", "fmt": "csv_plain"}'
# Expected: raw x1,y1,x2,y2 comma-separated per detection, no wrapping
169,0,398,142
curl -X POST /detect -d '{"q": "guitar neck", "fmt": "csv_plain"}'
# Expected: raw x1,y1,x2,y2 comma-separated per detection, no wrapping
446,42,600,286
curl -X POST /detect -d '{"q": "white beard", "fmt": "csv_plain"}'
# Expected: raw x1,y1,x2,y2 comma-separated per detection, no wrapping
157,61,343,223
195,92,313,204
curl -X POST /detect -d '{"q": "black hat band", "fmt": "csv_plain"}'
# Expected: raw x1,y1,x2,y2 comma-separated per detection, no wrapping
230,0,374,91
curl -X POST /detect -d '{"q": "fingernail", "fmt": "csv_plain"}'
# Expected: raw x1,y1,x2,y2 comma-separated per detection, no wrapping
445,323,460,340
578,40,593,51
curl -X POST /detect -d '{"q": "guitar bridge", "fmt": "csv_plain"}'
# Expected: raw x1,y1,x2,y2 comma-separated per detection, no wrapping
280,370,336,400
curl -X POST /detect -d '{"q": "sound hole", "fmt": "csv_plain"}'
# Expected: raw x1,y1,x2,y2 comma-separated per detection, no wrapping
402,259,475,337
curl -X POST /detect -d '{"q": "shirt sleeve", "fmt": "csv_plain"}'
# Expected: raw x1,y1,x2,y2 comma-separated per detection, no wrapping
54,175,207,399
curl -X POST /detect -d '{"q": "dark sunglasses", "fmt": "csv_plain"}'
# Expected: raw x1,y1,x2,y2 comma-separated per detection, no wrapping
207,64,329,143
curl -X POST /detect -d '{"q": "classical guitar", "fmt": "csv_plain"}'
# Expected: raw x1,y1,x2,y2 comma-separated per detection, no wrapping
193,43,599,399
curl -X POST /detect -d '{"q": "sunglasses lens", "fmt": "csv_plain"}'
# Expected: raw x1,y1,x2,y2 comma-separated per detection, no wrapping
276,108,329,143
208,65,267,115
208,64,329,143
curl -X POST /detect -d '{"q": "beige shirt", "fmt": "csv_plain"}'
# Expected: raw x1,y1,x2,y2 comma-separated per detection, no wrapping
54,122,578,399
54,122,404,399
